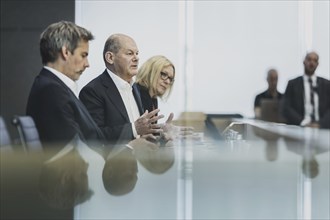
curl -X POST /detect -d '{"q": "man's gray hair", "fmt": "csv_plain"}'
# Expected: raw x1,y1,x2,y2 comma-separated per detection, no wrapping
40,21,94,64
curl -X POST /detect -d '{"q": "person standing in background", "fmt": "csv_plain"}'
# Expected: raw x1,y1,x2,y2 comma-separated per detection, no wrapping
282,51,330,128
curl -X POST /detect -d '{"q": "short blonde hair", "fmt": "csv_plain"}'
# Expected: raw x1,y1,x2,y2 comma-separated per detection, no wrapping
136,55,175,99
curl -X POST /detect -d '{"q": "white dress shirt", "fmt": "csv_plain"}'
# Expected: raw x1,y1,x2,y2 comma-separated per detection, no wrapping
44,66,79,98
107,69,140,137
301,74,319,126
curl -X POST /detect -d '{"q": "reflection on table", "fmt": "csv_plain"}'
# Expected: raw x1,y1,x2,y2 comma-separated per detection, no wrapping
1,113,329,220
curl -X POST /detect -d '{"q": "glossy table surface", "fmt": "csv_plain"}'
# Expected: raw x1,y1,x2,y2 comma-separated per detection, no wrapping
1,119,329,220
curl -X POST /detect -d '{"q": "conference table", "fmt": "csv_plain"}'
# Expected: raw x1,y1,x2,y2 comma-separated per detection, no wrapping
1,116,329,220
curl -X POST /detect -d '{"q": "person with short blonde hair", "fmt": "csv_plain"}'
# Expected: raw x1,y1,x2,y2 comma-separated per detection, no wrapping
135,55,193,141
135,55,175,113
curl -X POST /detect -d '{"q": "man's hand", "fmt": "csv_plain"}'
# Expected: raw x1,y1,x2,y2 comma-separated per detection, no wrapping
306,122,320,128
128,136,159,150
135,109,164,136
159,113,194,140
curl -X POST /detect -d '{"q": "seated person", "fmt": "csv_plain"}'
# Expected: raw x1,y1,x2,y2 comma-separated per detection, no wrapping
135,55,175,114
79,34,164,144
26,21,159,152
254,68,283,119
26,21,105,148
38,136,92,209
102,146,138,196
135,55,193,139
101,137,160,196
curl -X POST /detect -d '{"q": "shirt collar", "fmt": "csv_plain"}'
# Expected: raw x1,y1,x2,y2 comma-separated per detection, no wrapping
303,74,317,82
106,68,134,90
44,66,79,97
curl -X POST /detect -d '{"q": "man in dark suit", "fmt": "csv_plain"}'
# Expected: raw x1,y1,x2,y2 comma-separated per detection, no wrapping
79,34,164,143
282,51,330,129
26,21,106,148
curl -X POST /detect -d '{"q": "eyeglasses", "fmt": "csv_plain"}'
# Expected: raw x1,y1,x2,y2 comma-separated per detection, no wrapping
160,72,175,84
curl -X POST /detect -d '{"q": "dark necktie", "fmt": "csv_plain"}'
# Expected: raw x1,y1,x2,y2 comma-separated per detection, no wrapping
308,77,315,122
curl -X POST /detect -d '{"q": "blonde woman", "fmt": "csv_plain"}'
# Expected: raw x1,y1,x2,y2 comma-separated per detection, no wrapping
135,55,175,113
136,55,192,141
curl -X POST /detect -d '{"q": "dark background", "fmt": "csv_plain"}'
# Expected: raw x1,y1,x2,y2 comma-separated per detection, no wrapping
1,1,75,219
1,0,75,140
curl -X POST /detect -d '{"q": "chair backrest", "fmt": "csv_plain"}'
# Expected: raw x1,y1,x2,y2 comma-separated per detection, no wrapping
0,116,13,151
11,115,42,152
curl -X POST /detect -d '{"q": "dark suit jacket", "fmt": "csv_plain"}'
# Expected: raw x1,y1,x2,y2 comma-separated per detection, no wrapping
79,70,144,143
135,83,158,113
282,76,330,128
26,68,105,147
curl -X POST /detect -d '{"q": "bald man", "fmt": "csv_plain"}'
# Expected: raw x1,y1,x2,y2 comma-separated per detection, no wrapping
79,34,164,143
282,51,330,128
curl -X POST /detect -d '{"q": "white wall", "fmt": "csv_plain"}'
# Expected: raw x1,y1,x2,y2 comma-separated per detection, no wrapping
76,0,329,120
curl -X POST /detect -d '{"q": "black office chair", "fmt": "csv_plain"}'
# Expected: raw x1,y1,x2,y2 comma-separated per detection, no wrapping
0,116,13,152
11,115,42,152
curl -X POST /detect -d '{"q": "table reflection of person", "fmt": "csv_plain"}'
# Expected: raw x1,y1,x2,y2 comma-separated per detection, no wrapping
283,136,328,179
301,154,319,179
102,138,174,196
134,142,175,174
102,146,138,196
38,136,93,209
265,141,279,162
252,126,281,162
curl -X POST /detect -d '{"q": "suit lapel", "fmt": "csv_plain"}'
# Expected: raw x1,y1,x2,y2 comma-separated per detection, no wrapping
74,95,105,139
316,77,322,95
132,83,144,115
100,72,130,121
41,68,68,88
41,68,105,140
42,68,79,102
297,76,305,111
